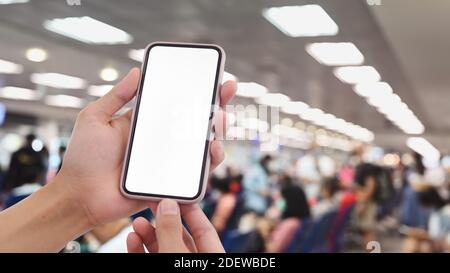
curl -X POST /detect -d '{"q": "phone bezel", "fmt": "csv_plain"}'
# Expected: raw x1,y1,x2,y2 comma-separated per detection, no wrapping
120,42,224,202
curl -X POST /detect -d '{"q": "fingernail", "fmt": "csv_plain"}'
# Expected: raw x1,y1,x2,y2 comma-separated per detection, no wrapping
159,199,179,216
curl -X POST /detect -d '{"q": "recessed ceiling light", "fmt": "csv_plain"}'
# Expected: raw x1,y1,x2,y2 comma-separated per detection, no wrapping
100,67,119,82
88,85,114,97
31,72,87,89
128,48,145,62
31,139,43,152
333,66,380,85
0,0,29,4
236,82,268,98
25,48,48,62
0,59,23,74
45,95,85,108
255,92,290,107
306,42,364,66
44,16,133,44
0,86,40,100
263,5,339,37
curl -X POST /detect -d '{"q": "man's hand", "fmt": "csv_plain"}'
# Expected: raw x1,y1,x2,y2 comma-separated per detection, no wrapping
127,199,224,253
57,68,236,227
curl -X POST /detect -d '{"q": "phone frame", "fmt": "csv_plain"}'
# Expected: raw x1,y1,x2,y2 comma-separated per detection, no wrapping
120,41,225,203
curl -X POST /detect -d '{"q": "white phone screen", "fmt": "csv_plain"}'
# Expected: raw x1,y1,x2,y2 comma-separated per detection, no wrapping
123,44,221,200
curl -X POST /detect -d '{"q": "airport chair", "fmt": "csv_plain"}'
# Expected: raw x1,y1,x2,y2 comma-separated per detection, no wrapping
286,218,312,253
328,204,355,252
297,211,338,253
223,230,255,253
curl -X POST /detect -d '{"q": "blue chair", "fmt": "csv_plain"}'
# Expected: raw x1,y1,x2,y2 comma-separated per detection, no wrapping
286,219,312,253
329,204,355,252
223,230,255,253
297,211,338,253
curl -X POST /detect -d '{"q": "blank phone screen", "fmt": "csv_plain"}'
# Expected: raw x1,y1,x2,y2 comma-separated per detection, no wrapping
123,44,221,199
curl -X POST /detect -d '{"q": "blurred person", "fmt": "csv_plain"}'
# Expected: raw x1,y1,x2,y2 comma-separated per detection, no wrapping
39,146,50,184
352,163,380,249
266,174,310,252
339,163,355,189
242,155,272,216
424,165,449,201
3,156,45,209
399,152,431,229
3,139,47,208
311,176,341,219
210,167,242,235
2,134,46,192
402,186,450,253
295,146,335,203
278,174,310,221
0,68,236,252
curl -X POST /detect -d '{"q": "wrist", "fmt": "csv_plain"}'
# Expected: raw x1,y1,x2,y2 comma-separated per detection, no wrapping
0,175,92,252
52,172,95,232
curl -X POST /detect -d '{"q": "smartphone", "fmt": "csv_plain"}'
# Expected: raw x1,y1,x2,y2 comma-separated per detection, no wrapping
120,42,225,203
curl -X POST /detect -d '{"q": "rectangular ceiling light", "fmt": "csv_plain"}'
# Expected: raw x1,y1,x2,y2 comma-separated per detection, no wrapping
88,85,114,97
0,0,29,4
0,86,40,100
31,72,87,89
281,101,310,115
263,5,338,37
306,42,364,66
128,49,145,62
407,137,440,161
333,66,380,85
0,59,23,74
222,71,237,84
353,81,425,134
353,81,392,98
255,93,290,107
45,95,85,108
237,82,268,98
44,16,133,44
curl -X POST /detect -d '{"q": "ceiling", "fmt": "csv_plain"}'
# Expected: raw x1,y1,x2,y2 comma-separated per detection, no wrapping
0,0,448,151
369,0,450,152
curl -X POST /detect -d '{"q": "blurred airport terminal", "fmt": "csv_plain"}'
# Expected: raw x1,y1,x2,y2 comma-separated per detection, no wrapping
1,0,450,253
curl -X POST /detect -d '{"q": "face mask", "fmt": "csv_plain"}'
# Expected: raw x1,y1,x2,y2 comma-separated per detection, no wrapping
277,199,286,212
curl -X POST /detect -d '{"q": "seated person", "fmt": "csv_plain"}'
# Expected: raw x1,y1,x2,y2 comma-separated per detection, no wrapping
266,174,310,253
4,156,46,209
210,168,242,235
402,186,450,253
311,177,341,219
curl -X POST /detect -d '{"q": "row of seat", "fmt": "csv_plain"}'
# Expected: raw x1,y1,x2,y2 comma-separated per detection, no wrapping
223,204,355,253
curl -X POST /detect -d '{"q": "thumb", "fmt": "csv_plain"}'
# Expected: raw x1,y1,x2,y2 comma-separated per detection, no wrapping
155,199,187,253
89,68,140,118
